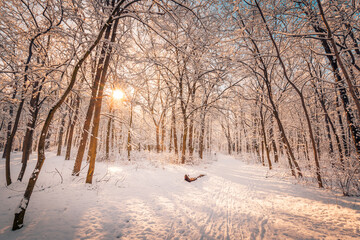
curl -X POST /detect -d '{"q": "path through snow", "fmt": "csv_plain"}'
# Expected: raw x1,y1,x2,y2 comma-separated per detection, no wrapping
0,152,359,239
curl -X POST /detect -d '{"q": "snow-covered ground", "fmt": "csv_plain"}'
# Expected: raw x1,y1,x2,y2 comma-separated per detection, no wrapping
0,152,359,239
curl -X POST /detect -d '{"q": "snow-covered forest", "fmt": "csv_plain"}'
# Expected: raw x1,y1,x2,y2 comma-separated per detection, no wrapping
0,0,359,239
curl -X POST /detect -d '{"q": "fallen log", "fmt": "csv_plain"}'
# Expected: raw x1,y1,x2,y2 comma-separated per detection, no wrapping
184,174,205,182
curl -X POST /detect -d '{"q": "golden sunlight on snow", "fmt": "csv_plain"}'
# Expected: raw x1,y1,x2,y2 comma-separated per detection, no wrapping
109,166,123,174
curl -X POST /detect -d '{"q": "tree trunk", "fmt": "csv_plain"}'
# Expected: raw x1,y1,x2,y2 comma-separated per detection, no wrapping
172,105,178,155
198,110,206,159
252,111,260,161
336,96,349,157
155,124,160,153
105,105,113,160
235,116,240,154
227,123,232,155
18,91,41,181
5,96,26,186
127,103,133,161
169,126,173,152
161,116,165,152
269,114,279,163
86,17,119,184
56,113,67,156
72,22,113,176
260,105,272,170
65,95,80,160
64,114,71,149
2,87,17,159
181,117,188,164
188,116,194,158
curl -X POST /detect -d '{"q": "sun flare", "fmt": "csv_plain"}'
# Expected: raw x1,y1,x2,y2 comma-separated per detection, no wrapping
112,89,124,100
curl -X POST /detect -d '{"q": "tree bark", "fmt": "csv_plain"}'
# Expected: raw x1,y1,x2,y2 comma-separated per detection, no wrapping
2,86,17,159
72,22,113,176
56,113,67,156
155,123,160,153
18,87,41,181
5,94,26,186
269,114,279,163
198,110,206,159
172,105,178,155
127,103,133,161
65,95,80,160
105,105,113,160
161,115,165,152
181,117,188,164
260,104,272,170
86,17,120,184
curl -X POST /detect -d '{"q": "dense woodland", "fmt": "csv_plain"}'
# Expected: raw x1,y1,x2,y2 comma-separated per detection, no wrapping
0,0,359,230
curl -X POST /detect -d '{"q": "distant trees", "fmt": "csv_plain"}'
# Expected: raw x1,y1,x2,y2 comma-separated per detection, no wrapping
228,0,359,193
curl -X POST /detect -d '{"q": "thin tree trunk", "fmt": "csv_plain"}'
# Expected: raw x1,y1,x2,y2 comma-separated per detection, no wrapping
172,105,178,155
18,93,41,181
64,113,72,148
227,122,232,155
5,95,26,186
269,114,278,163
169,126,173,152
198,110,206,159
56,113,67,156
65,95,80,160
235,116,240,154
181,117,188,164
2,87,17,159
336,96,349,157
260,105,272,170
155,123,160,153
105,105,113,160
127,103,133,161
188,116,194,158
161,116,165,152
3,86,17,184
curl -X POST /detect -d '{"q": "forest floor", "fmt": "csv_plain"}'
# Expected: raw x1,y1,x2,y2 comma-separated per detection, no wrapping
0,151,359,240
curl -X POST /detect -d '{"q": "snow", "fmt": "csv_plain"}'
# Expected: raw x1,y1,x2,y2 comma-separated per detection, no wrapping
0,152,359,239
14,198,28,214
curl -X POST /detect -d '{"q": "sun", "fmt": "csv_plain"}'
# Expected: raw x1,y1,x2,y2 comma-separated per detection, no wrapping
112,89,124,100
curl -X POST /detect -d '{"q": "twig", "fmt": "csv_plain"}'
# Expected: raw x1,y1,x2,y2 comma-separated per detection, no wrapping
96,170,110,182
55,168,63,184
80,162,89,173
